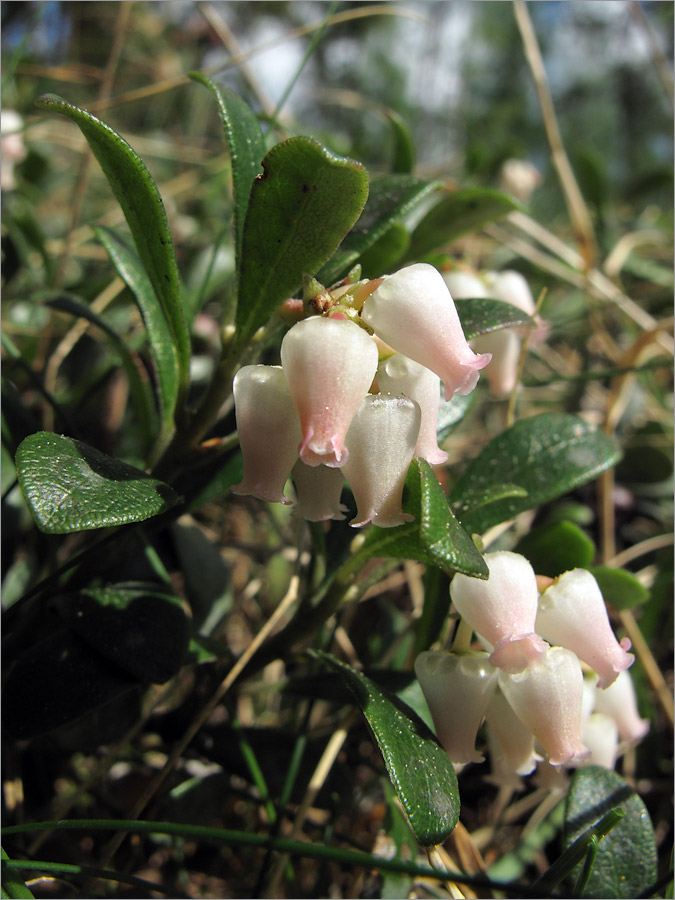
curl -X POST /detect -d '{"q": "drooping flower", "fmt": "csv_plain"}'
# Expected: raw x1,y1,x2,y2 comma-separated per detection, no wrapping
593,669,650,744
376,354,448,465
580,713,620,770
361,263,491,399
450,551,549,674
498,646,590,766
281,315,378,468
340,393,420,527
231,365,301,504
415,651,498,765
484,688,539,777
291,460,347,522
536,568,634,689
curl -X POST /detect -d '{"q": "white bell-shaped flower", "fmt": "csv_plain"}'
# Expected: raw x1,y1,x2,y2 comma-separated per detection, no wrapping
484,269,549,345
292,461,347,522
442,270,489,300
376,354,448,465
593,669,649,744
450,551,548,674
484,688,539,776
231,365,301,504
415,651,498,765
536,568,634,689
471,328,522,396
498,646,590,766
281,315,378,468
341,393,420,528
361,263,491,399
579,713,620,770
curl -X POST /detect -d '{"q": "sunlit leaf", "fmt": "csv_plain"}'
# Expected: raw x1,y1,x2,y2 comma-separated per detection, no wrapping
455,296,536,339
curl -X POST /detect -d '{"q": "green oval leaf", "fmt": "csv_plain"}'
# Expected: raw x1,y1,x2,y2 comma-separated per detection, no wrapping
515,520,596,577
188,73,265,276
451,413,622,534
2,627,138,739
405,188,521,261
318,175,439,285
234,137,368,352
588,565,650,611
564,766,657,899
455,297,536,340
352,458,488,578
35,94,190,398
15,432,179,533
56,583,190,683
314,651,459,847
93,225,180,450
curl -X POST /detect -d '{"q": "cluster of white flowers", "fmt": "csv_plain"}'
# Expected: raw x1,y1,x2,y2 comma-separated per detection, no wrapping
443,267,548,397
415,552,648,779
231,263,491,527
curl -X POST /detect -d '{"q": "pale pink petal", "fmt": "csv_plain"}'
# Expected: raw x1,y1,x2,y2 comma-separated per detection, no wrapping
415,651,498,765
362,263,491,399
376,354,448,465
292,461,347,522
498,646,590,767
231,365,301,504
281,316,378,468
341,393,420,528
593,669,650,744
471,329,522,397
536,569,634,689
578,713,620,770
485,688,539,776
450,551,548,673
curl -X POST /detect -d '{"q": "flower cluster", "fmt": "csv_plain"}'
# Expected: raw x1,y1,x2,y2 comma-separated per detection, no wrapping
232,263,491,527
443,267,548,397
415,552,647,778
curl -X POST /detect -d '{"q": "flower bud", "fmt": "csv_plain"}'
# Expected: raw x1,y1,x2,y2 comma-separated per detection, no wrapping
292,461,347,521
376,354,448,465
341,393,420,528
231,365,301,504
415,651,498,765
536,568,634,689
361,263,491,399
593,669,649,744
450,552,548,673
498,646,590,766
281,316,378,468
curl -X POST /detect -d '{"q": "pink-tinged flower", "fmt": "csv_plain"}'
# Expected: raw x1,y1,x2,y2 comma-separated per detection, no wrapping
536,568,634,689
593,669,650,744
484,689,539,776
281,316,378,468
498,646,590,766
376,354,448,465
471,328,522,396
292,461,347,522
450,552,549,674
361,263,491,399
415,651,498,765
483,270,549,345
231,365,301,504
340,393,420,528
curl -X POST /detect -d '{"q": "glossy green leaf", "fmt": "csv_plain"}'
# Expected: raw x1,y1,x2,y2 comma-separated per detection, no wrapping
386,110,416,174
15,432,179,533
589,565,650,611
451,414,622,534
455,297,536,340
2,849,36,899
35,94,190,397
234,137,368,352
188,72,265,274
314,651,459,847
93,225,180,446
2,627,138,739
564,766,657,898
515,521,595,577
351,458,488,578
56,583,190,683
45,293,158,453
405,188,521,261
318,175,439,285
